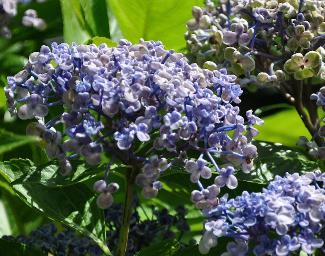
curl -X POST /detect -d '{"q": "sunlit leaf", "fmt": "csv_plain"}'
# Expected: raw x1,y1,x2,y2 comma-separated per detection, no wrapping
237,141,319,185
256,107,310,147
0,159,112,255
0,129,39,156
107,0,203,50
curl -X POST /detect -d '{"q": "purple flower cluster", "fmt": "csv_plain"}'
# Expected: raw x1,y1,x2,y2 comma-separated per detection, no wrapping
0,0,46,38
199,172,325,255
185,0,325,85
5,39,261,208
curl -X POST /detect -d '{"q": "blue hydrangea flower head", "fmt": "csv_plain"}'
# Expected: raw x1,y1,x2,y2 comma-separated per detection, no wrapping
5,39,262,208
199,171,325,255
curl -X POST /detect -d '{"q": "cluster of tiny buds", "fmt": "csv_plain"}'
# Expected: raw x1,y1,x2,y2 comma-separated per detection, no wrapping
93,180,119,209
186,0,325,88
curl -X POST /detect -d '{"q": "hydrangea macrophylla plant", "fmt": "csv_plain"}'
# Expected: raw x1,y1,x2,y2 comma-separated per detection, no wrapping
186,0,325,147
199,171,325,255
0,0,46,38
5,39,262,255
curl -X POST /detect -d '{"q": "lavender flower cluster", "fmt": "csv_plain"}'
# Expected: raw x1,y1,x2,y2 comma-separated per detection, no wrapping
185,0,325,86
5,39,262,209
0,0,46,38
199,172,325,255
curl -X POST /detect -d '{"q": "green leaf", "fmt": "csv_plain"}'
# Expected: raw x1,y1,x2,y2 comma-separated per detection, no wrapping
178,237,230,256
0,87,6,109
0,159,112,255
79,0,110,37
237,141,319,185
19,159,119,187
0,180,45,237
107,0,203,50
60,0,90,44
89,36,118,47
136,239,181,256
60,0,110,44
256,107,310,147
0,129,39,156
1,195,45,236
0,238,46,256
0,199,12,236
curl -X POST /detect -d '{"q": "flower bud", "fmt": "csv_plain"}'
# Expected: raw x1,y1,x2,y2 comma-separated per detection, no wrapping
257,72,270,83
96,192,113,209
107,182,119,193
93,180,107,193
59,159,72,176
199,15,211,29
192,6,203,20
18,104,32,120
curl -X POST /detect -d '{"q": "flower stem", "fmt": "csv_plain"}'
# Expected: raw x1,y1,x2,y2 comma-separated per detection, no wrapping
294,81,323,146
116,168,136,256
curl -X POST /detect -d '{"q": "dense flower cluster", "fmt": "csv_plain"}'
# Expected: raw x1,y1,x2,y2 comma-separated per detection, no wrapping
5,39,262,208
2,224,103,256
185,0,325,86
199,172,325,255
1,205,190,256
106,204,190,255
0,0,46,38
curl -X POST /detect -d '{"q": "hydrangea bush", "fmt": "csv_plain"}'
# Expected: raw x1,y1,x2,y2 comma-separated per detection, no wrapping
1,0,325,256
186,0,325,152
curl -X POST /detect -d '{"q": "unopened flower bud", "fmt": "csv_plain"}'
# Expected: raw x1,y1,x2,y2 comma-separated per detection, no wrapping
93,180,107,193
96,192,113,209
192,6,203,20
107,182,119,193
59,159,72,176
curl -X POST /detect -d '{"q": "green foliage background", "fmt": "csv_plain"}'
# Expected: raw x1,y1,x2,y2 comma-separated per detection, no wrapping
0,0,322,255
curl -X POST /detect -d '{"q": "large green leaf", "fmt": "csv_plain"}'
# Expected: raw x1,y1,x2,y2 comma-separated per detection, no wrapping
0,186,45,236
0,159,112,255
256,107,310,147
177,237,231,256
89,36,118,47
0,199,11,236
107,0,202,50
136,239,180,256
0,129,39,156
0,238,46,256
237,141,319,185
60,0,110,44
79,0,110,37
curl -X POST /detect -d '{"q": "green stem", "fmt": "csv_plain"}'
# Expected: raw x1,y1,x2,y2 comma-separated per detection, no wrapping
280,80,324,146
97,240,113,256
294,81,323,146
116,168,136,256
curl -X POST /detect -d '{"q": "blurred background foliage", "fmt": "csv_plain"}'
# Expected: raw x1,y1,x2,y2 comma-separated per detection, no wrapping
0,0,321,255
